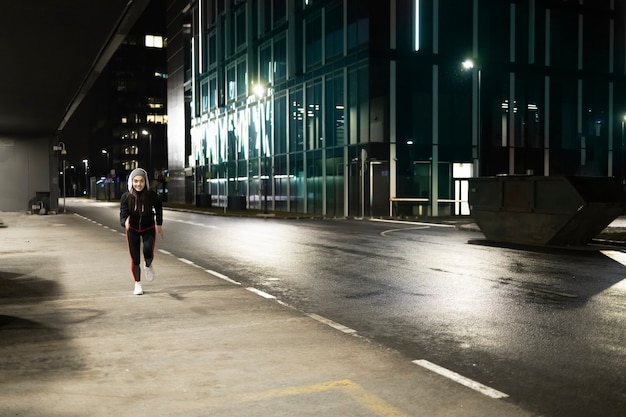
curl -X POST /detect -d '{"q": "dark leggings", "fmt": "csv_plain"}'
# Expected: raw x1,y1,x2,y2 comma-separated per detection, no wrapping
126,226,156,281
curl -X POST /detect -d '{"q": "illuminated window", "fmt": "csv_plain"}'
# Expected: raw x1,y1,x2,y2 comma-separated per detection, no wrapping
147,114,167,124
124,146,139,155
123,160,139,170
226,65,236,101
121,117,127,124
147,98,165,109
145,34,164,48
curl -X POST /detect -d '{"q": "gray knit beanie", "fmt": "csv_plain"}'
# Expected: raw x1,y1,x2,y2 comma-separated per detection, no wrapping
127,168,149,192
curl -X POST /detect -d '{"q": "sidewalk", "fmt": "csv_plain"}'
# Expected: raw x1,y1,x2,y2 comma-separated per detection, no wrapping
0,210,534,417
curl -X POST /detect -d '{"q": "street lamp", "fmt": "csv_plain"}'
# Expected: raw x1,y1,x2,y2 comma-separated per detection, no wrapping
254,83,269,214
462,59,481,176
101,149,110,170
83,159,89,197
102,149,110,200
141,129,152,180
52,142,67,212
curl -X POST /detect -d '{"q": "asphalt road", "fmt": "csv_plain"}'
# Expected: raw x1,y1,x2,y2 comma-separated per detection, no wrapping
68,199,626,417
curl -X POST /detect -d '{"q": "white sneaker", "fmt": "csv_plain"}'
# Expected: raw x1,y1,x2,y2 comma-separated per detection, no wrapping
145,265,155,282
133,281,143,295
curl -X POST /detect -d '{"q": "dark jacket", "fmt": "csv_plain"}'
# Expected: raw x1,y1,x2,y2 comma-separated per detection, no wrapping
120,190,163,231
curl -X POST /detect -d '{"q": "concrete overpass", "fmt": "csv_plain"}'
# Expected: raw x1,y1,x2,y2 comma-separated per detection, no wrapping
0,0,150,212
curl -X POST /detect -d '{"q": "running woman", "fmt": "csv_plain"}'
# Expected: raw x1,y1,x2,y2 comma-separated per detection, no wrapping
120,168,164,295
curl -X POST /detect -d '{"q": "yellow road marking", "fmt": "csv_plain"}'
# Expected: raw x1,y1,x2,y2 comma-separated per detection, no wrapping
237,379,412,417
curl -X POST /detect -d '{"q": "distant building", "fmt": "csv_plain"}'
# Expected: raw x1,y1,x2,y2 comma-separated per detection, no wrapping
89,0,168,199
166,0,626,216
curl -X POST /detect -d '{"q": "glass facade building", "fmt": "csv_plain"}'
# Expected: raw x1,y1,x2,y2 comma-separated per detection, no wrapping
166,0,626,217
84,0,168,201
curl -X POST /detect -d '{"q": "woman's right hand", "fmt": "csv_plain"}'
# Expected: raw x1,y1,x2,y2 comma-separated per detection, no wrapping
125,216,130,230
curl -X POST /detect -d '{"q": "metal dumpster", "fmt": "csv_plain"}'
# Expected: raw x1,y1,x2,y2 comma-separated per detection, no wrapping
468,176,626,246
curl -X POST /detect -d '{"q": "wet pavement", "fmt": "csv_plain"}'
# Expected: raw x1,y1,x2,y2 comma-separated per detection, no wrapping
1,207,538,416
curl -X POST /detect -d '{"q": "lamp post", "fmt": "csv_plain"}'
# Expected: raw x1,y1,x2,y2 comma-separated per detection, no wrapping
83,159,89,197
52,142,67,212
621,115,626,188
60,162,65,209
253,83,269,214
101,149,110,171
141,129,152,181
462,59,481,176
101,149,110,200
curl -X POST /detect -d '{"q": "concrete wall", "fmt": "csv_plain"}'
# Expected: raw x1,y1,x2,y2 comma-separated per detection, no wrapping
0,136,56,212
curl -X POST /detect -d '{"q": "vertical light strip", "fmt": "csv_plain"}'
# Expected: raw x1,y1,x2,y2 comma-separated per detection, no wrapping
433,0,438,53
608,8,615,177
431,0,439,216
414,0,420,51
579,79,585,165
545,76,551,174
198,0,203,74
389,61,397,216
432,65,439,216
620,0,626,77
529,0,535,64
544,10,551,175
391,0,396,49
509,4,515,174
510,4,515,63
545,10,550,65
389,0,397,215
578,10,584,166
343,67,349,218
472,0,478,56
609,86,614,177
609,19,615,72
191,39,196,116
578,14,583,70
472,0,478,173
509,73,516,174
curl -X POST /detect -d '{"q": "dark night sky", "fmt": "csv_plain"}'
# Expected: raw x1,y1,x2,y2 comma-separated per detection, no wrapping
58,98,91,171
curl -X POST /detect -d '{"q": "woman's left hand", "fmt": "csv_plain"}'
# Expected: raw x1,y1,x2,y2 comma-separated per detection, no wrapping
156,225,164,238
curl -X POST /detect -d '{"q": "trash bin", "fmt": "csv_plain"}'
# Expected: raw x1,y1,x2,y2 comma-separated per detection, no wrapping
227,195,246,211
195,194,212,208
468,175,626,246
35,191,50,214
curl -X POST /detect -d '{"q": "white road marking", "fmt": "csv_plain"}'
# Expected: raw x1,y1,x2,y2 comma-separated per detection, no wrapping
599,250,626,292
178,258,199,267
206,269,241,285
370,218,456,228
168,218,217,228
601,249,626,266
307,313,357,334
412,359,509,399
246,287,276,299
380,226,430,237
